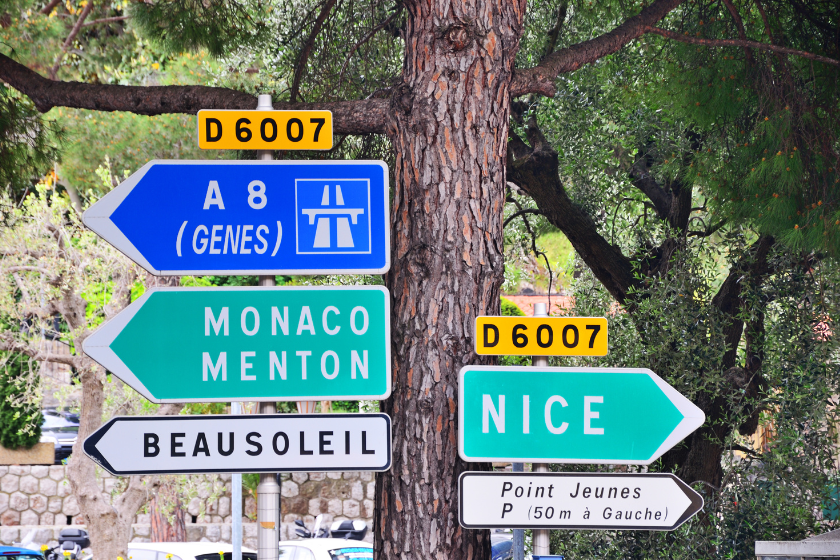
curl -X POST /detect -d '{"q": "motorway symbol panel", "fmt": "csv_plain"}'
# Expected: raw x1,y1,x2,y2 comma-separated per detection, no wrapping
83,286,390,403
475,316,608,356
459,472,703,531
458,366,705,465
84,414,391,475
82,160,389,275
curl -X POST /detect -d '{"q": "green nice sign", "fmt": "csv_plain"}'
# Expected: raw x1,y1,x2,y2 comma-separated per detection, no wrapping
84,287,391,403
458,366,705,465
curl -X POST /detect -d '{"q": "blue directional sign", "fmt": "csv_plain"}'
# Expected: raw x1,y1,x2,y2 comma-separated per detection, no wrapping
83,160,390,275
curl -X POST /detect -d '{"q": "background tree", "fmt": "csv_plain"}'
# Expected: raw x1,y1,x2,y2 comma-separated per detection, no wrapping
2,0,839,558
0,84,59,201
0,353,42,449
503,1,840,556
0,185,184,559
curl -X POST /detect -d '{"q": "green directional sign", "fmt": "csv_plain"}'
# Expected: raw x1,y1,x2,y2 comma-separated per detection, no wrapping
83,287,390,403
458,367,705,465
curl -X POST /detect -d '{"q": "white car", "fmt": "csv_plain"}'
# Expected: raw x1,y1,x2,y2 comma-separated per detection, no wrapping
127,542,257,560
278,538,372,560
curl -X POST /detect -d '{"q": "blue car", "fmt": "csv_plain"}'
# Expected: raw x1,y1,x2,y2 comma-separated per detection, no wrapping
0,546,45,560
491,539,513,560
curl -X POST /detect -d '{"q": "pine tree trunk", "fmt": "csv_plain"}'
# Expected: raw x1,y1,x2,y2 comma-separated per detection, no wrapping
375,0,525,556
150,494,187,542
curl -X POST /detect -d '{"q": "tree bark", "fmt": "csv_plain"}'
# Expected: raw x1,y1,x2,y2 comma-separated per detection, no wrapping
150,493,187,542
67,367,136,560
67,367,184,560
374,0,523,556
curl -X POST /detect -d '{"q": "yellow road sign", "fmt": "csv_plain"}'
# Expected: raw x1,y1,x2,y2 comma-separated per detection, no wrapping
197,110,333,150
475,316,608,356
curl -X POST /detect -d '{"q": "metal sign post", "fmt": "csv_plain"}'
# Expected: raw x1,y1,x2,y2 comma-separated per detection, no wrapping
531,303,550,557
232,401,243,560
511,461,525,560
255,95,279,560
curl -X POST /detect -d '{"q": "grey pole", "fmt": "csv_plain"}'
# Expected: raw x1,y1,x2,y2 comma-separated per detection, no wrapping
531,302,550,557
232,402,243,560
512,462,525,560
255,93,280,560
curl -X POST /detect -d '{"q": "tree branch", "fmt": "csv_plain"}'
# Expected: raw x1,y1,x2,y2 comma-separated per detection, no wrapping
503,208,544,228
0,53,390,134
5,265,52,276
39,0,62,14
511,0,686,97
0,334,86,369
753,0,776,44
541,0,569,62
730,443,761,458
290,0,339,103
507,135,639,307
629,161,672,220
338,9,401,88
645,27,840,67
712,235,775,369
82,16,129,27
721,0,754,62
50,0,94,79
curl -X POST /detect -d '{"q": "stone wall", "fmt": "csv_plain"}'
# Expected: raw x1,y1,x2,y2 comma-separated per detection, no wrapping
0,467,374,546
279,471,375,529
0,466,78,527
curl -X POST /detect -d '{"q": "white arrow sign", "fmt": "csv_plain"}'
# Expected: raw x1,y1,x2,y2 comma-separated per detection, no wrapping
459,472,703,531
84,414,391,475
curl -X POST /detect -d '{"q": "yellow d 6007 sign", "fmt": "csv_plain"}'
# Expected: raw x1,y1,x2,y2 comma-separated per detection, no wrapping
475,316,608,356
197,110,333,150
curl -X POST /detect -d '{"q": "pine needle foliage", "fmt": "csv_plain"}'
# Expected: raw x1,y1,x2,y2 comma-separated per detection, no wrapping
0,85,61,200
644,1,840,256
130,0,271,56
0,353,42,450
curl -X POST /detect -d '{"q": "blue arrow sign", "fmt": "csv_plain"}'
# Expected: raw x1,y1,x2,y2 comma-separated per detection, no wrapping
83,160,390,275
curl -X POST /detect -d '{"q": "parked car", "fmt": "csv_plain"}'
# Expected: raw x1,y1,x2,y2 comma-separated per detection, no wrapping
44,408,80,424
278,539,372,560
491,539,512,560
490,529,513,560
282,518,372,560
40,411,78,464
0,545,44,560
127,542,257,560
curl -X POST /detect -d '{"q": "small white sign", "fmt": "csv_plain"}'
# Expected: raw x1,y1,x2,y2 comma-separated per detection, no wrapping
84,414,391,475
459,472,702,531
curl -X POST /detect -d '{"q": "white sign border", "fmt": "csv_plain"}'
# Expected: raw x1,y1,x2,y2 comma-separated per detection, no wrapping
84,413,393,476
82,285,392,403
457,366,706,465
457,471,704,531
82,159,391,276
